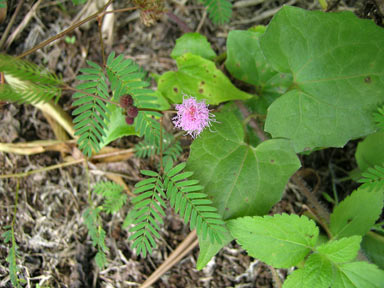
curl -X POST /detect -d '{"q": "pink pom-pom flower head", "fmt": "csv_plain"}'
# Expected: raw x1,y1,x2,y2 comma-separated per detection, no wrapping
172,96,215,138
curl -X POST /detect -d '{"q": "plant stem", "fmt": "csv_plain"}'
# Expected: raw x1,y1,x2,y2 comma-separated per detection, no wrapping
159,117,164,172
236,101,267,141
166,11,192,33
138,107,176,113
98,16,106,67
291,173,332,237
0,148,134,179
9,179,20,287
214,52,227,65
84,157,92,204
17,2,137,59
0,0,24,50
98,0,112,67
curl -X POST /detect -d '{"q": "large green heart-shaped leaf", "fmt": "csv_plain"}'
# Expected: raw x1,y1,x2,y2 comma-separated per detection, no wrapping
186,112,300,220
225,30,292,116
260,6,384,152
225,30,277,86
189,112,300,268
158,54,252,105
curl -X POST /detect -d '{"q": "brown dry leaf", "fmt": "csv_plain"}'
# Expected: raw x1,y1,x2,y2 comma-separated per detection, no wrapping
0,139,74,155
34,101,76,139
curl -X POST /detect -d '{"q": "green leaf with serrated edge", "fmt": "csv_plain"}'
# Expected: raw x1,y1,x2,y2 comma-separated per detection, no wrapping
171,33,216,60
158,54,252,105
260,6,384,152
283,253,332,288
196,225,233,270
316,236,362,263
227,214,318,268
355,132,384,173
333,262,384,288
186,112,300,220
330,187,384,239
362,232,384,269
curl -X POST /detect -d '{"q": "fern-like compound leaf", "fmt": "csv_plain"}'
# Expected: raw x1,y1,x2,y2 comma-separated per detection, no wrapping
135,132,182,162
129,173,166,257
83,207,108,268
201,0,232,25
93,181,126,214
164,162,226,243
105,52,152,102
72,61,110,157
134,110,162,146
358,165,384,192
2,228,21,287
0,54,62,104
105,52,163,148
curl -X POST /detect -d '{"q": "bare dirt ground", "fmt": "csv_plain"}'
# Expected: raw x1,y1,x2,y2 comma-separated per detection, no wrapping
0,0,383,287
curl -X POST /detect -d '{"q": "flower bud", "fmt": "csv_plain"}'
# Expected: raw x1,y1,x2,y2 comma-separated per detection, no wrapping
127,106,138,118
125,116,134,125
120,95,133,108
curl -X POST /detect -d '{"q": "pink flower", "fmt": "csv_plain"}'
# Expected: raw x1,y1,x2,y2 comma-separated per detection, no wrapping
172,96,215,138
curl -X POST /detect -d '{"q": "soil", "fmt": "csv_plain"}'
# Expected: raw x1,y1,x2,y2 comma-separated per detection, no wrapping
0,0,383,287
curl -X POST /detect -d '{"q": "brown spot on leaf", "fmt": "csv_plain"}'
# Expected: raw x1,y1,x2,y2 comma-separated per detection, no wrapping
200,81,205,86
364,76,371,83
270,159,275,163
236,62,240,67
173,87,179,93
199,88,204,94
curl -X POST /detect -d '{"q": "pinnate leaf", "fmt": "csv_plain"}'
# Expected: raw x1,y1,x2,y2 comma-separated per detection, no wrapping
196,227,233,270
227,214,318,268
201,0,232,25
